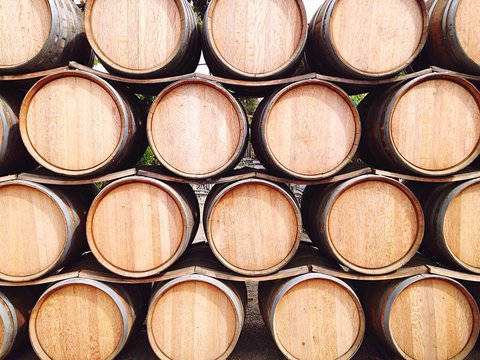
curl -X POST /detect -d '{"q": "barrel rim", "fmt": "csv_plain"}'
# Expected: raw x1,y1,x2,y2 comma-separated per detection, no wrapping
19,70,129,176
203,0,308,79
204,178,302,276
385,73,480,176
146,78,248,179
86,176,191,278
268,273,365,360
146,274,245,360
326,0,428,77
0,180,71,282
0,292,16,358
382,274,480,360
85,0,189,75
258,79,361,180
321,174,424,274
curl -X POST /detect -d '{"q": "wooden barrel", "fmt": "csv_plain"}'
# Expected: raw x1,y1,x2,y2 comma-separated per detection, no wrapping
147,274,246,360
251,79,361,180
0,287,35,359
414,178,480,274
359,73,480,176
0,0,92,74
85,0,200,78
29,279,147,360
86,176,199,278
306,0,428,79
362,275,480,359
302,175,424,275
0,88,37,175
147,79,248,179
202,0,307,80
259,273,365,360
0,180,94,281
204,179,302,276
424,0,480,74
19,70,146,177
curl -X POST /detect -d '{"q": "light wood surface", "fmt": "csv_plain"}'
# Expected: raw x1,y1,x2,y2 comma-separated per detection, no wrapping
87,177,198,277
455,0,480,65
203,0,307,79
252,80,360,180
261,275,365,360
147,276,245,360
204,180,301,275
373,167,480,183
147,79,247,178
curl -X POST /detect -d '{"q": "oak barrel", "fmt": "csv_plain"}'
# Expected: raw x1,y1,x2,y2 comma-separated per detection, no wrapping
251,79,360,180
0,88,37,175
147,79,248,179
259,273,365,360
85,0,200,78
29,279,147,360
204,179,302,276
359,73,480,176
306,0,428,79
424,0,480,74
0,287,35,359
361,275,480,360
86,176,199,278
19,70,146,177
414,178,480,274
147,275,246,360
202,0,307,80
0,0,92,74
0,180,94,282
302,175,424,275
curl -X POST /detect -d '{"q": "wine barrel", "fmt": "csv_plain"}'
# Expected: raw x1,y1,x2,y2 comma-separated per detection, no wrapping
0,180,94,282
259,273,365,360
0,88,37,175
306,0,428,79
19,70,146,177
147,79,248,179
84,0,200,78
147,274,246,360
204,179,302,276
359,73,480,176
424,0,480,74
86,176,199,278
302,175,424,275
362,275,480,360
251,79,360,180
0,287,35,359
29,279,147,360
0,0,92,74
415,178,480,273
202,0,307,80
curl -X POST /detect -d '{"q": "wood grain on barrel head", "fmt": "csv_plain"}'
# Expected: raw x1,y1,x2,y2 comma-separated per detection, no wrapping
330,0,424,74
208,0,305,76
455,0,480,65
443,183,480,269
391,78,480,172
31,284,123,360
389,278,476,360
149,281,237,360
0,184,66,279
21,75,122,172
0,1,51,67
148,81,245,178
207,181,300,275
274,278,362,360
88,181,185,276
327,180,421,272
0,298,7,352
264,82,358,177
86,0,182,72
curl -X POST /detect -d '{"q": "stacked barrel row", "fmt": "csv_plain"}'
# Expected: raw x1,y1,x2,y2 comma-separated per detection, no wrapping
1,0,480,360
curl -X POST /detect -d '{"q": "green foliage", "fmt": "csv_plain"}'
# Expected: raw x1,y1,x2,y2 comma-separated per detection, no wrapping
239,97,259,116
350,93,367,106
137,147,160,167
